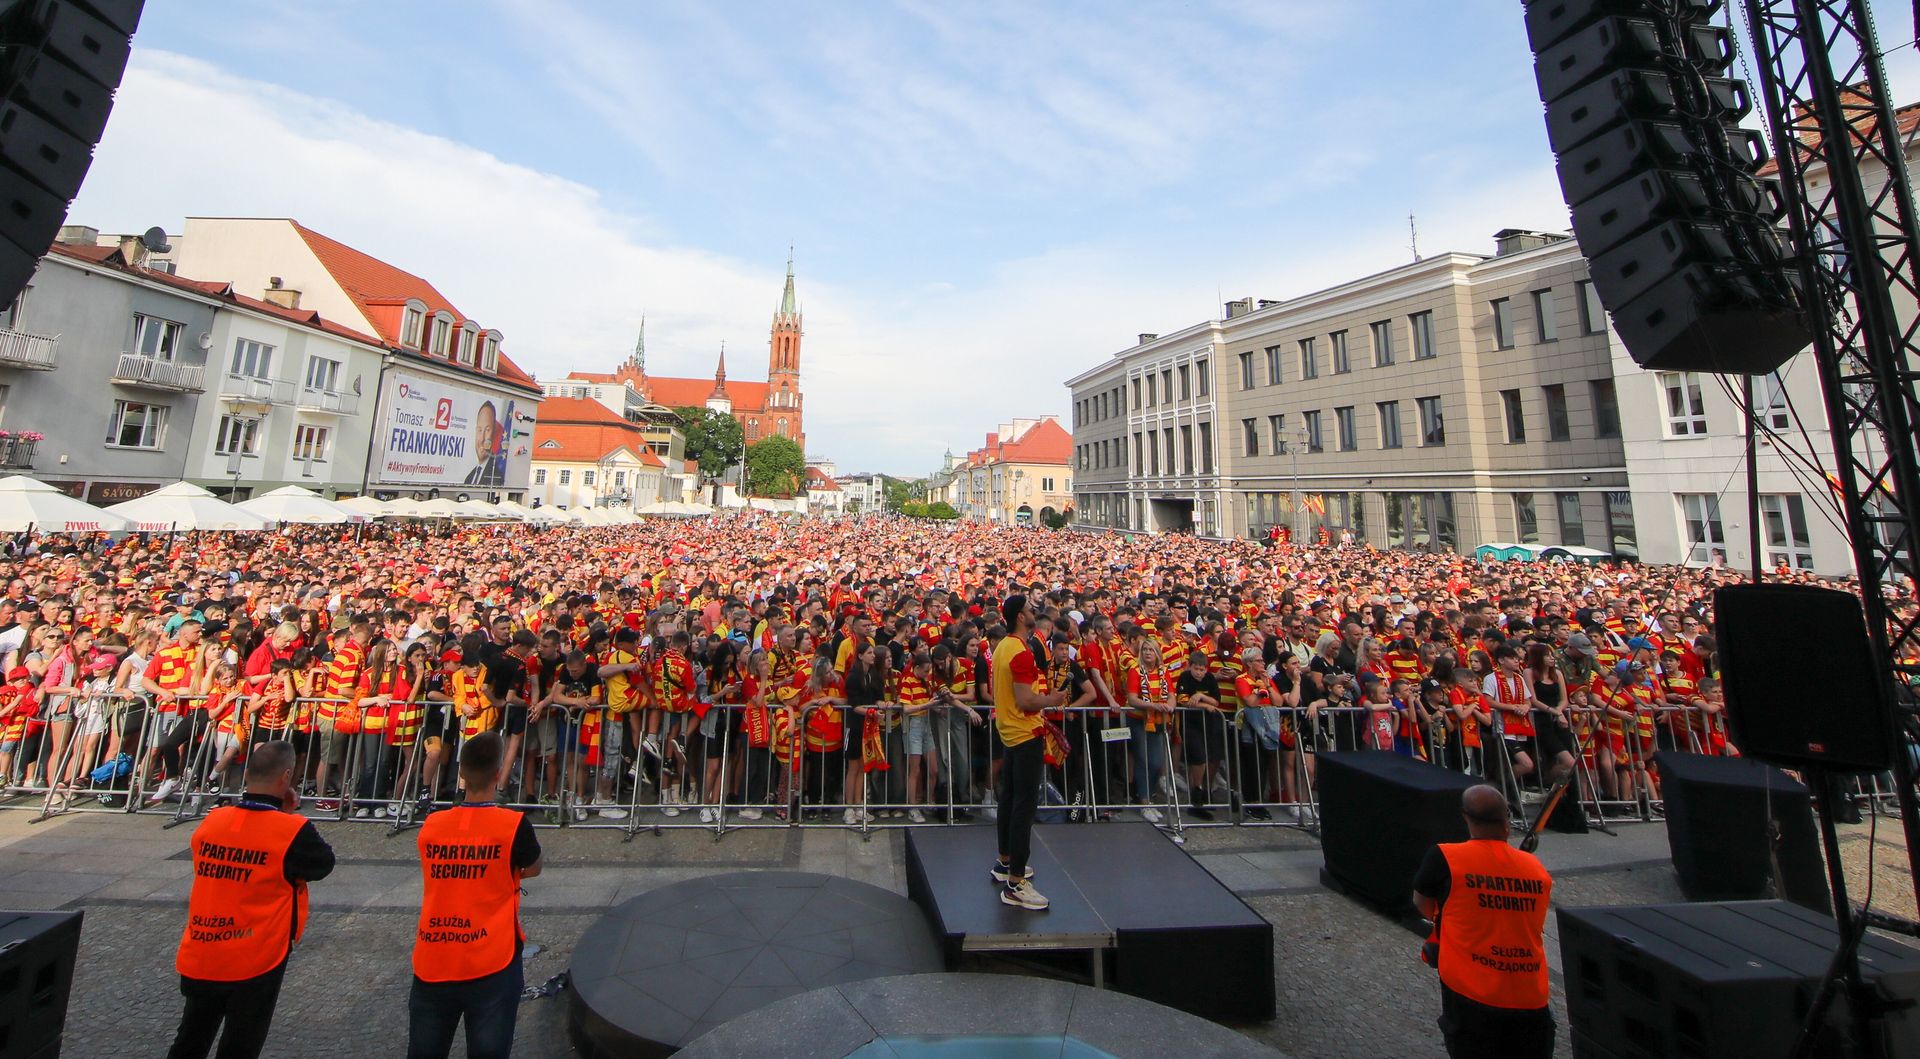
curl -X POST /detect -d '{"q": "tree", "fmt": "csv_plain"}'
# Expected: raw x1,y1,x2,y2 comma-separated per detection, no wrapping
673,406,744,479
883,477,922,513
745,435,806,496
926,501,959,520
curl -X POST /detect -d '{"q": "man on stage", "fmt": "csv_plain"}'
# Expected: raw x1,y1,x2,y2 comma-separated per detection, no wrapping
1413,784,1555,1059
169,740,335,1059
991,594,1065,910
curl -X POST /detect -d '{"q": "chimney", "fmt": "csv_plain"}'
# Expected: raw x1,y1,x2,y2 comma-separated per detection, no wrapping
1224,297,1255,319
262,276,301,309
116,234,148,268
55,225,100,247
1137,332,1159,345
1492,229,1566,256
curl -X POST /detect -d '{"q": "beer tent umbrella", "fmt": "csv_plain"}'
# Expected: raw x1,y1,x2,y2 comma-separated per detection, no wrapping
104,481,272,532
237,485,368,525
410,497,463,520
335,495,391,519
452,499,514,520
0,475,132,533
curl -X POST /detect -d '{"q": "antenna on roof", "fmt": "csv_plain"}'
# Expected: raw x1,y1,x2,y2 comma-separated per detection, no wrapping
1409,212,1421,262
141,226,171,254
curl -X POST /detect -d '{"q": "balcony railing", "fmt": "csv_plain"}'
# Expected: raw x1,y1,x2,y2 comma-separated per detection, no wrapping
0,326,58,370
0,435,37,469
221,373,296,405
296,386,359,415
113,353,205,392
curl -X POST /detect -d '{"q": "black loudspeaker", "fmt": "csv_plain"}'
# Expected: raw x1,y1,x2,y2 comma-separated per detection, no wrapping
1558,901,1920,1058
0,0,147,308
1714,583,1895,771
1317,751,1473,915
0,910,84,1059
1655,752,1830,913
1522,0,1811,374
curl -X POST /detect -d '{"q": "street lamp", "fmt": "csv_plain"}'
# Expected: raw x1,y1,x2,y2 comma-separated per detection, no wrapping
1287,422,1309,543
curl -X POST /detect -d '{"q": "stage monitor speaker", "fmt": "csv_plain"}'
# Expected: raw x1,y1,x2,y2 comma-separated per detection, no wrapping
0,0,147,308
1714,583,1894,771
0,910,83,1059
1654,752,1830,913
1317,751,1472,915
1558,900,1920,1058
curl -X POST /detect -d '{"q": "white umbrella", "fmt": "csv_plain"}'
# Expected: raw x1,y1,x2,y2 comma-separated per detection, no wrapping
412,497,463,519
106,481,272,532
335,495,391,518
0,475,131,533
667,501,713,516
237,485,367,525
452,499,505,520
636,500,673,515
517,504,567,525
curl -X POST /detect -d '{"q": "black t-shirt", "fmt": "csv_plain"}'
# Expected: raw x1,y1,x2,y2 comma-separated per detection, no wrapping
550,664,602,702
1413,844,1451,905
1174,670,1219,706
1308,655,1349,703
485,653,529,703
509,812,541,870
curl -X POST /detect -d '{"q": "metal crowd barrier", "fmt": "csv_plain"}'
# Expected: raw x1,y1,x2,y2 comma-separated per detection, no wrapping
0,685,1847,840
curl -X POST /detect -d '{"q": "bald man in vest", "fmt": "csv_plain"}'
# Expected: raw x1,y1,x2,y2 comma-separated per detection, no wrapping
170,740,335,1059
1413,784,1555,1059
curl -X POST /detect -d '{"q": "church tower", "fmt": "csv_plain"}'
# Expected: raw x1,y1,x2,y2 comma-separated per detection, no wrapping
767,250,804,448
706,343,732,414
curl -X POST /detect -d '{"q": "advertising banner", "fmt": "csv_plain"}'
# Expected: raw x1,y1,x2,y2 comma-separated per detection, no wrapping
372,370,534,489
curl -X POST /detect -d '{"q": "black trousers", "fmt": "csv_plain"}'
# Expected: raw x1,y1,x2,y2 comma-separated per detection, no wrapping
167,962,287,1059
1438,987,1554,1059
997,738,1044,877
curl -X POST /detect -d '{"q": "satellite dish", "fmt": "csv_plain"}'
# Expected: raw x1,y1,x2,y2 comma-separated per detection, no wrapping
140,227,171,254
196,331,213,350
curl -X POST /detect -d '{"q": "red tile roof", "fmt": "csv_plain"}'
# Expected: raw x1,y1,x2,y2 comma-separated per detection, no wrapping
531,397,663,466
644,375,771,412
805,466,840,491
998,417,1072,464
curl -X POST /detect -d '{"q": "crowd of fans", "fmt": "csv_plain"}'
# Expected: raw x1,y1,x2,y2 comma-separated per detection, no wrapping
0,514,1896,827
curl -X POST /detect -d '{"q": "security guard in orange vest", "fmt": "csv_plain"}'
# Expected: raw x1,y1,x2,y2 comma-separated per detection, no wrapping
1413,784,1555,1059
407,731,542,1059
169,740,335,1059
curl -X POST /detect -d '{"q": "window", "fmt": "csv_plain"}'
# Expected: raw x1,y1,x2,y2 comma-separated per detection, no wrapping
1242,418,1259,457
1198,421,1213,472
1147,431,1160,475
1195,359,1209,397
1371,320,1395,366
615,471,627,487
1533,289,1558,342
1678,493,1726,565
1544,384,1571,441
132,314,183,360
230,339,273,379
1298,337,1318,380
1239,352,1256,390
535,469,547,484
1265,345,1283,385
481,334,500,372
1501,389,1526,443
430,314,453,357
1161,369,1172,403
1330,330,1350,374
1146,374,1157,406
1180,425,1193,474
1336,406,1357,451
1607,491,1638,559
1577,280,1605,334
1418,395,1445,446
558,469,572,485
304,356,341,393
1178,365,1191,400
456,328,477,365
1377,401,1402,449
1758,370,1791,430
1131,378,1141,409
1410,312,1436,360
1492,298,1515,349
1513,493,1540,544
214,415,261,456
401,306,426,348
1133,433,1144,475
1163,428,1174,473
1592,378,1621,438
1661,371,1708,436
1557,492,1585,545
1042,476,1055,491
1303,410,1324,453
1760,494,1815,569
776,419,788,436
583,470,596,486
291,424,329,462
106,400,167,448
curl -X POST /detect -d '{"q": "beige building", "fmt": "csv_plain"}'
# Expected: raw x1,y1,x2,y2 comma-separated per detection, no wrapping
951,417,1074,525
1068,231,1634,552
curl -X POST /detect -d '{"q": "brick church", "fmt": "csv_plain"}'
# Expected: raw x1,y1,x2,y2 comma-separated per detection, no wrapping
570,255,806,449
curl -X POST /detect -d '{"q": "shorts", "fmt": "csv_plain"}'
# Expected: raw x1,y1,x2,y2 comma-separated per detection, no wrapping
1502,736,1533,761
1181,710,1229,766
76,701,110,739
45,696,73,723
1,739,18,755
317,720,352,765
503,703,529,737
904,715,930,756
213,734,241,760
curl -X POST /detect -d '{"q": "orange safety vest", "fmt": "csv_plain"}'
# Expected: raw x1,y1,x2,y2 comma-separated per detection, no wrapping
1433,840,1552,1010
176,806,310,981
412,805,524,983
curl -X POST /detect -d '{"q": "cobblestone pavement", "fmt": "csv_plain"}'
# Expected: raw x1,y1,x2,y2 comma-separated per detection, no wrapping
0,803,1910,1058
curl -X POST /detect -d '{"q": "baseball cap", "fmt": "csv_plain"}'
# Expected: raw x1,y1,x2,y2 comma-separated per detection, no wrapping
88,655,115,673
1626,636,1654,651
6,666,28,681
1180,623,1199,635
1421,677,1448,697
1566,632,1594,654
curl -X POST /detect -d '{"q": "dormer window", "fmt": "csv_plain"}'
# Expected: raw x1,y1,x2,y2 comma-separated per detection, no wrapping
430,312,454,357
400,301,428,348
456,324,478,365
481,331,502,373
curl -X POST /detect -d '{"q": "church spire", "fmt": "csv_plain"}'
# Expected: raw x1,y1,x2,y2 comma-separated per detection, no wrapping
710,341,728,400
634,315,646,375
779,247,797,316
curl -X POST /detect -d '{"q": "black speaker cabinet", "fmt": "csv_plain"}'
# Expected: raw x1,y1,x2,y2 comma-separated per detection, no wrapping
1559,900,1920,1058
1318,751,1473,915
1714,584,1893,771
0,910,83,1059
1656,752,1830,913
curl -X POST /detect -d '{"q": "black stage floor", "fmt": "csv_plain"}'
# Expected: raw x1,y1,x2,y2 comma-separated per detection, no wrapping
565,871,944,1059
905,823,1276,1022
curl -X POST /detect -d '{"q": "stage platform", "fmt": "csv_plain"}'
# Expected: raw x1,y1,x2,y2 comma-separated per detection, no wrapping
905,823,1275,1022
565,871,944,1059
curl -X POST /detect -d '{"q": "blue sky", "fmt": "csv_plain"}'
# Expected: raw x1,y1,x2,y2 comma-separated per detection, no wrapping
68,1,1920,475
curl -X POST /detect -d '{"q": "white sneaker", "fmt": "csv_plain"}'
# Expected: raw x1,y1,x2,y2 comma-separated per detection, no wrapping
146,777,179,805
699,806,717,824
571,803,587,823
908,808,926,823
843,807,860,825
597,805,628,821
1001,880,1049,910
353,807,372,819
385,803,401,818
738,806,762,820
1140,805,1163,823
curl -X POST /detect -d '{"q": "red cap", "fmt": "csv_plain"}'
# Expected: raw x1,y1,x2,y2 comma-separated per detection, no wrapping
6,666,29,682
